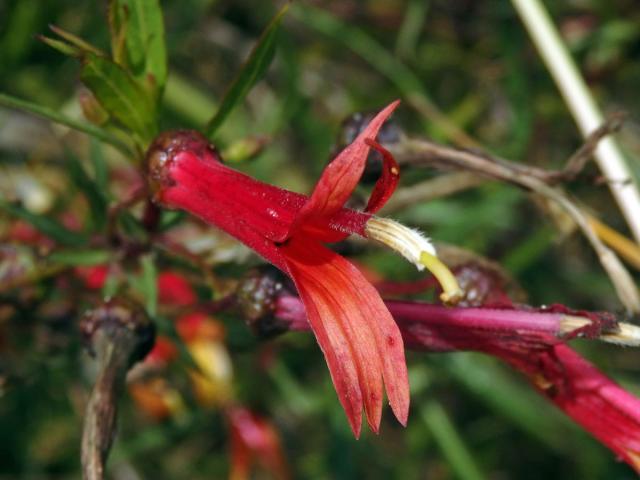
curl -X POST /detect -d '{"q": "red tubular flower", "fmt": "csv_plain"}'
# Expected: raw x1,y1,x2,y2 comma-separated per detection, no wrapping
276,295,640,472
145,102,455,437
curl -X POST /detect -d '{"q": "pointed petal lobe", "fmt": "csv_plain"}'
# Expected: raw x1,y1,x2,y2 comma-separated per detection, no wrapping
287,101,400,238
281,236,409,434
363,139,400,214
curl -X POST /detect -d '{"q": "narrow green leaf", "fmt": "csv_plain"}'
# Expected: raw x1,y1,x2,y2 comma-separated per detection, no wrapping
102,272,120,298
48,249,111,266
395,0,429,59
109,0,168,95
0,92,133,155
444,354,565,449
65,148,109,232
0,201,86,247
80,53,157,145
204,4,289,138
118,210,147,238
140,254,158,317
421,400,487,480
48,24,104,56
37,35,82,57
107,0,128,65
158,210,185,231
90,139,109,192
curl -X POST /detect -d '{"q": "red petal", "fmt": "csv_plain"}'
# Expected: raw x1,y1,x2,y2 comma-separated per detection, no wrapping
363,139,400,214
280,236,409,435
287,101,400,238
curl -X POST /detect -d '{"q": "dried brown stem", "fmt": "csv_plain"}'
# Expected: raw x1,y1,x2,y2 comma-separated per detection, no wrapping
388,125,640,313
381,171,485,214
80,301,154,480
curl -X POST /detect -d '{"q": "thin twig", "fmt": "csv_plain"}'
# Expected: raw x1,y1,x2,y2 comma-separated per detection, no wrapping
511,0,640,243
80,301,154,480
381,171,485,214
390,138,640,313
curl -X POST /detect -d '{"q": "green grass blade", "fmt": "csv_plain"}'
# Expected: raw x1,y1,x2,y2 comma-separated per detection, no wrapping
0,201,87,247
204,4,289,139
421,400,487,480
48,249,111,266
0,92,133,156
291,4,477,147
65,148,109,232
140,253,158,317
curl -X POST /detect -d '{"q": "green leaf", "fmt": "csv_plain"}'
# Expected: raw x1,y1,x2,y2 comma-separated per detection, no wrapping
0,92,133,155
108,0,168,96
140,254,158,317
65,148,109,232
420,400,487,480
204,4,289,138
47,24,104,56
48,249,111,266
90,139,109,192
37,35,83,57
0,201,86,247
158,210,185,231
80,53,157,145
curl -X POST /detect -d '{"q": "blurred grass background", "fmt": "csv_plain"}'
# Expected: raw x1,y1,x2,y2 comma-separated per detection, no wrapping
1,0,640,478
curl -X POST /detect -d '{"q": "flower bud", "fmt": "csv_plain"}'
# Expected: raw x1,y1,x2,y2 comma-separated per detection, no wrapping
145,130,223,199
236,266,295,338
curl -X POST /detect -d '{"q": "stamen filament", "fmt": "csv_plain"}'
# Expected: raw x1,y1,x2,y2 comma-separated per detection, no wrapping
365,217,462,304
